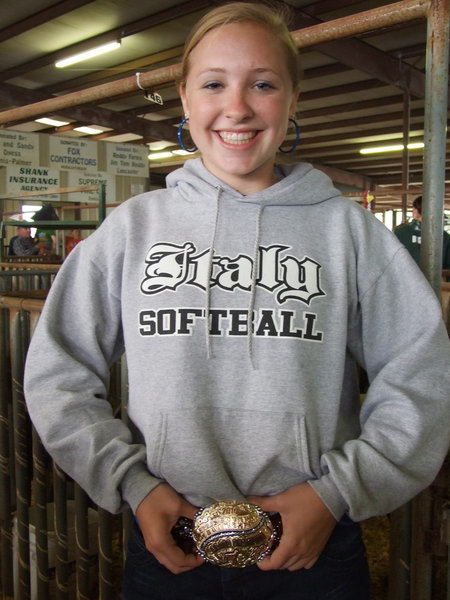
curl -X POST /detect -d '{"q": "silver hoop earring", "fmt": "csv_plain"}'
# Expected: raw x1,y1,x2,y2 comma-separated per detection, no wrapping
177,117,198,153
278,118,300,154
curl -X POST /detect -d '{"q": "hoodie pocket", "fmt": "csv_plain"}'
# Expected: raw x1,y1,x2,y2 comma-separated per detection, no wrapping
145,407,315,500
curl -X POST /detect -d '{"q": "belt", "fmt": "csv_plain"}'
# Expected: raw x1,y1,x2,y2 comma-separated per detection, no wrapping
171,500,282,569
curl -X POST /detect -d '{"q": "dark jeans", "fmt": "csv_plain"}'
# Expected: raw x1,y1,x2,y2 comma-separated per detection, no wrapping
122,516,369,600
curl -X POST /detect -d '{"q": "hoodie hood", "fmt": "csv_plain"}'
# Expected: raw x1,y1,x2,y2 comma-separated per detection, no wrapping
166,158,343,363
166,158,342,207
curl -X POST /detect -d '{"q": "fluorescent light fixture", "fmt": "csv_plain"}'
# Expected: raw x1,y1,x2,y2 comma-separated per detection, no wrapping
74,126,102,134
148,152,173,160
148,149,198,160
406,142,425,150
360,142,424,155
56,41,121,68
36,117,69,127
148,141,173,151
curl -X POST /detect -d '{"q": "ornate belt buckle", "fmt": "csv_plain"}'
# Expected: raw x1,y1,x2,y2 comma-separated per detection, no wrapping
191,500,281,568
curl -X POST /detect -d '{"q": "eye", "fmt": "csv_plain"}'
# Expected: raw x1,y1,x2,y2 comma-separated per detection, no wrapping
254,81,274,91
203,81,222,90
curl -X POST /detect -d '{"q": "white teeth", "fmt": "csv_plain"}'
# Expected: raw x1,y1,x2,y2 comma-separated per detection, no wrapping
219,131,256,144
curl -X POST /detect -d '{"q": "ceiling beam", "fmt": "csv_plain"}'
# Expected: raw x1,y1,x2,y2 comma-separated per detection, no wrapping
0,0,435,127
291,5,429,98
0,0,95,44
0,82,178,143
0,0,210,83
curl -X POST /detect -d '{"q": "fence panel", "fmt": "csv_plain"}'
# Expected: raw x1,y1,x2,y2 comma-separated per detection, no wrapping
0,284,449,600
0,295,130,600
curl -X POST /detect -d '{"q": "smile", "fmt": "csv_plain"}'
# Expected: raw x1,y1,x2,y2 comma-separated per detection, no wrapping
218,131,258,145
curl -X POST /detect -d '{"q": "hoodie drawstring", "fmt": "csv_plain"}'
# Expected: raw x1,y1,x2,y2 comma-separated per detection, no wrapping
205,186,223,359
205,187,262,367
247,205,263,366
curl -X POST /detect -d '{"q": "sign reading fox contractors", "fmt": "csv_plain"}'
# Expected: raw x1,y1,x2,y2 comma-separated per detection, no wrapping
49,136,98,171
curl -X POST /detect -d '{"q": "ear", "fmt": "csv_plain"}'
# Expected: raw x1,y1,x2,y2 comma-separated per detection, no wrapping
179,85,189,116
289,88,300,116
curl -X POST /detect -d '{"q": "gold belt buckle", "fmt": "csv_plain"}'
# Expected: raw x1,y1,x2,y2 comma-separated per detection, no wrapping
191,500,281,568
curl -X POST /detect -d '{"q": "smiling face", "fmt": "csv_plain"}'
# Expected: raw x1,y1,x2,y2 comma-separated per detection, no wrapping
180,22,299,195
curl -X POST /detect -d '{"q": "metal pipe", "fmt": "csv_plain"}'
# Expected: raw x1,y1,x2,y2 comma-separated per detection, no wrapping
420,0,450,296
98,509,114,600
388,504,411,600
74,486,92,600
53,463,69,600
10,306,31,600
290,0,429,47
0,186,98,200
32,429,50,600
0,0,429,125
0,308,14,600
98,184,106,224
410,487,433,599
401,91,411,223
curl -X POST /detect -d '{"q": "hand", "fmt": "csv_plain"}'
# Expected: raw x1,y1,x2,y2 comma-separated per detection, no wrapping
248,483,337,571
135,483,204,574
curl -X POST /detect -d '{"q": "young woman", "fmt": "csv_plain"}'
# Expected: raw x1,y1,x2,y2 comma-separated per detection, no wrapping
24,3,450,599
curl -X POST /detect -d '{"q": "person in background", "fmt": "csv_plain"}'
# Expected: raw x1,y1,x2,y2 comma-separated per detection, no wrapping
24,3,450,599
65,229,82,256
32,202,59,253
9,226,39,256
394,195,450,269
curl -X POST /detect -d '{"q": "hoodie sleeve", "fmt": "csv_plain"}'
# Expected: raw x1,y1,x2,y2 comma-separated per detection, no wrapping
24,226,162,514
310,240,450,522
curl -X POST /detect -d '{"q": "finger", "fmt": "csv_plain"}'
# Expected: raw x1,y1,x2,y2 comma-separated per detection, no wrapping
257,545,292,571
302,556,319,570
153,537,204,574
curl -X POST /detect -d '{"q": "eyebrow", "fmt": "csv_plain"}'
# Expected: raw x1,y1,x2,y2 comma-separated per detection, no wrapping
197,67,279,77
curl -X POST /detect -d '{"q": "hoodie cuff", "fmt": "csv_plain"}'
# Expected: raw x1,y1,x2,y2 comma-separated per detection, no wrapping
120,462,164,514
308,476,349,522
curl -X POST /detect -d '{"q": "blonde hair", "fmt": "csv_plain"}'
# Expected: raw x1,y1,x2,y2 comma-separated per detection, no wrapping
179,2,302,91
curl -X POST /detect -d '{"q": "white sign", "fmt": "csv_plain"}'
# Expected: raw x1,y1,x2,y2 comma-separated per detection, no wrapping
49,136,98,171
67,170,115,204
0,130,39,167
106,142,149,177
6,166,60,197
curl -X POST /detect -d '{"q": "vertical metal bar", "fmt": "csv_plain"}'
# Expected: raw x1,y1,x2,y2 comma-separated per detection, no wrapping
98,509,114,600
401,91,410,223
447,531,450,600
420,0,450,296
53,463,69,600
410,486,433,599
120,357,132,563
415,5,450,597
388,504,411,600
75,485,92,600
10,306,31,600
0,308,14,600
98,184,106,224
32,428,50,600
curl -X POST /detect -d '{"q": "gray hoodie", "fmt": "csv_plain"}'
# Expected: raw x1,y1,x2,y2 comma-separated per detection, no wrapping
24,159,450,522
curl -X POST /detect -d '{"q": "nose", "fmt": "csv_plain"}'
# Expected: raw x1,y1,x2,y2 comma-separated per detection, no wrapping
224,87,253,122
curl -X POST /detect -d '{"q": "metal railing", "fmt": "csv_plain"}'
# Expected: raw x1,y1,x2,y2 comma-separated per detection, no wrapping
0,294,131,600
0,285,449,599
